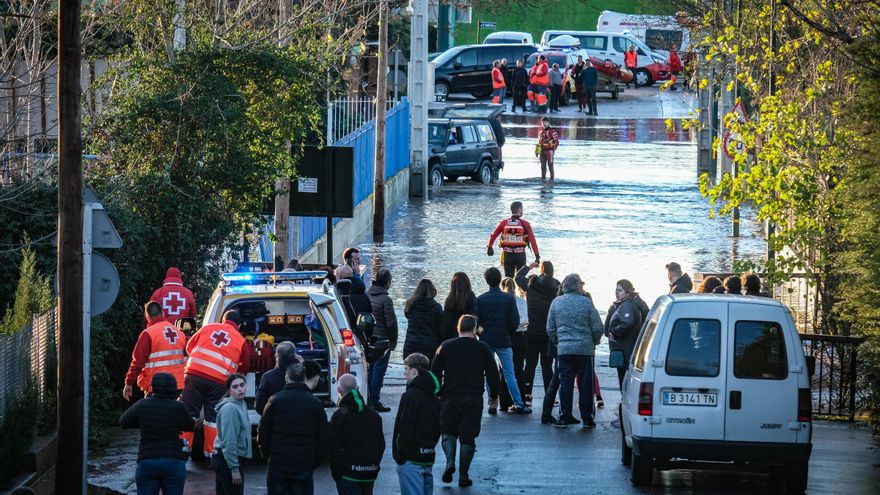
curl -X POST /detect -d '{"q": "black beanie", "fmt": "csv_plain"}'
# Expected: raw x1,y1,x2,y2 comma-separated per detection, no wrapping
151,372,178,399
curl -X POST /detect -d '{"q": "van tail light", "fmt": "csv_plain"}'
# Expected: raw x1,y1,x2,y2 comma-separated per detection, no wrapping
797,388,812,422
638,382,654,416
341,329,356,347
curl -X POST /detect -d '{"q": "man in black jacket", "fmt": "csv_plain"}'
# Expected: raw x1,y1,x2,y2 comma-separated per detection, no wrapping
511,59,529,113
514,260,560,403
255,341,302,415
393,353,441,495
666,261,693,293
330,374,384,495
431,315,501,488
258,361,329,494
475,267,530,414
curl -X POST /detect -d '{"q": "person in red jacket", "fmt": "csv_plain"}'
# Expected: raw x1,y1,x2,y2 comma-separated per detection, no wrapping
179,310,251,458
533,55,550,112
149,267,197,325
668,46,682,91
123,301,188,400
491,60,506,104
537,117,560,181
487,201,540,277
624,45,638,88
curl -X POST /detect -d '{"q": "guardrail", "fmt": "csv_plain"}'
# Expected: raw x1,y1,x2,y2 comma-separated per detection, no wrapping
799,333,866,421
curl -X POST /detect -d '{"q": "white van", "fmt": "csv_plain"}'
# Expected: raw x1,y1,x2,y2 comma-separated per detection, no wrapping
540,30,667,79
597,10,691,57
620,294,813,493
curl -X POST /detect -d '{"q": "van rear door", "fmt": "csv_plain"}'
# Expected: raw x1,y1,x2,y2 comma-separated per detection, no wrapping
651,302,727,441
725,303,800,443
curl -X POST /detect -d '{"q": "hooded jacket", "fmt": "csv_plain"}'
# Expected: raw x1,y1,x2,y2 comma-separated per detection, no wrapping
547,292,604,356
149,267,197,325
258,382,330,474
213,395,252,470
392,371,441,465
605,294,650,355
119,373,194,462
514,266,560,341
367,283,399,349
330,390,385,482
403,296,444,361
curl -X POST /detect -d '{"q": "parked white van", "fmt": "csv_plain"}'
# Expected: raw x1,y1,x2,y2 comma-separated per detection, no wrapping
597,10,691,58
620,294,813,493
540,30,667,83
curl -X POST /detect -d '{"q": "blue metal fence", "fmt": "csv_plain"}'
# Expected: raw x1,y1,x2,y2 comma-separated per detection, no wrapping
296,98,410,254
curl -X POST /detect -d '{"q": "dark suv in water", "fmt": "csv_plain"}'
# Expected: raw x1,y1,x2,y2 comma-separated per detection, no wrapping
433,44,538,99
428,106,504,186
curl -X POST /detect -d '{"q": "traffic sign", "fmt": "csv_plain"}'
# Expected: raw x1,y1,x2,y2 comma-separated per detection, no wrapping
90,252,120,316
479,21,497,29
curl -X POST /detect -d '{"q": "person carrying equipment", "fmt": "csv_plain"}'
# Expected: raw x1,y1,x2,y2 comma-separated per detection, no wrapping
486,201,540,277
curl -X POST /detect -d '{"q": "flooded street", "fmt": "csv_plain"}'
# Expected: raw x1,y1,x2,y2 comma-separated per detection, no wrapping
356,112,766,348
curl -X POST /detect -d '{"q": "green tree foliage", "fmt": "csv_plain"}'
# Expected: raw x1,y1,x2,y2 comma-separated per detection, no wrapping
1,245,53,335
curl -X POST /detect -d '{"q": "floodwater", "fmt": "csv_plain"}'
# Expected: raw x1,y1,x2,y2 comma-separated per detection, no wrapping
354,114,767,352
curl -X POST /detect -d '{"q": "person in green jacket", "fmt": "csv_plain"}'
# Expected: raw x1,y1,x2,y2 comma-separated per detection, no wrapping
212,373,253,495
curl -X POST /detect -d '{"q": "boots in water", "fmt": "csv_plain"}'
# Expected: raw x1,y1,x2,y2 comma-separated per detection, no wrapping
441,434,458,483
458,443,476,487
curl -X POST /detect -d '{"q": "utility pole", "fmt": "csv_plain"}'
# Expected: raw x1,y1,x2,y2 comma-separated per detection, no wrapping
731,0,741,238
408,0,429,198
57,0,84,493
275,0,293,265
373,0,388,242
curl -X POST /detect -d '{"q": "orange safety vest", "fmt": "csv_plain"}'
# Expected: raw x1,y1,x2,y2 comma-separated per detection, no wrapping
534,61,550,86
492,67,506,89
185,323,245,383
499,218,529,248
138,322,187,392
624,50,638,68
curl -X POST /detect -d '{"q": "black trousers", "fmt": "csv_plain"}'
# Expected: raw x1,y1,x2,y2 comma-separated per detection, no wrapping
501,251,527,278
524,338,553,398
212,451,244,495
550,84,563,111
440,395,483,444
585,88,598,114
512,87,527,112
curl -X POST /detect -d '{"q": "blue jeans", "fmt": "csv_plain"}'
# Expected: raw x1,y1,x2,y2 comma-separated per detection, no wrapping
267,469,314,495
487,346,525,408
397,461,433,495
558,355,594,421
135,458,186,495
368,352,390,404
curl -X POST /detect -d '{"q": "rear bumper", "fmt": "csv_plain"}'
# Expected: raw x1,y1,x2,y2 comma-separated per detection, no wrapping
632,436,812,464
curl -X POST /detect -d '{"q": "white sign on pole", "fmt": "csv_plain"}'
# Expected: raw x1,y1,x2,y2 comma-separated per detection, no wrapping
298,177,318,193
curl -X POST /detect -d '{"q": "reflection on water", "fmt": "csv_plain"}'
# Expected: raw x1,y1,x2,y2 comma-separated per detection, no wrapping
355,118,765,354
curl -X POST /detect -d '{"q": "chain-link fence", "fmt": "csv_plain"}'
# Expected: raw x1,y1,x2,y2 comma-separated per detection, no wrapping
0,307,56,422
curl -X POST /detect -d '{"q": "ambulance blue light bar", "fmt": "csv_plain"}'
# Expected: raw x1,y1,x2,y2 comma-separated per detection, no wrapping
221,271,328,286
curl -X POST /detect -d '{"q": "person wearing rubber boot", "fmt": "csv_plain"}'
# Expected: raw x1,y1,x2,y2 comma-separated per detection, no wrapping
393,354,441,495
431,315,502,488
537,117,560,181
487,201,540,278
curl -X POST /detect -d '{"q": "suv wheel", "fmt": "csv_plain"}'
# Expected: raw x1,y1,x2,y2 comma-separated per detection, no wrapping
630,451,653,486
430,166,444,187
478,162,492,184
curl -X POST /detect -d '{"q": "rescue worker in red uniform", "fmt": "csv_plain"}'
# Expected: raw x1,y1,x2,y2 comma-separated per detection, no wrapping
149,267,197,326
668,47,682,91
179,310,251,458
537,117,560,181
123,301,188,400
624,45,638,88
491,60,506,104
487,201,540,277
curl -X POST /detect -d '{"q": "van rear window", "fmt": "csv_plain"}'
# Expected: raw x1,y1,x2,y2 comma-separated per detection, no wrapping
734,321,788,379
665,319,721,377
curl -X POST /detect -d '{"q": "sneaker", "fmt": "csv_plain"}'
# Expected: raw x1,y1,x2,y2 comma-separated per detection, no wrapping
369,401,391,413
553,416,580,428
541,415,557,424
514,405,532,414
506,405,517,413
582,418,597,429
596,397,604,408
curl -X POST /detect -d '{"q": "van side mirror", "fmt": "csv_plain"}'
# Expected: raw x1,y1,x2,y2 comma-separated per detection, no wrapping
175,317,197,337
356,313,376,336
805,355,816,377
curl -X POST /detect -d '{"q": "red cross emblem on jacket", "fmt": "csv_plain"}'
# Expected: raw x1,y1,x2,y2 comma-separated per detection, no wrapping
211,330,230,348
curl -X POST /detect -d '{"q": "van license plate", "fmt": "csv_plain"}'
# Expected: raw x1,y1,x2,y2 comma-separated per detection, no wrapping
662,392,717,406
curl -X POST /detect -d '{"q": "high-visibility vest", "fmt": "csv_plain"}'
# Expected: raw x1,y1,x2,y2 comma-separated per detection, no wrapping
138,322,187,392
492,67,506,89
534,62,550,86
624,50,638,68
185,323,245,383
499,218,529,248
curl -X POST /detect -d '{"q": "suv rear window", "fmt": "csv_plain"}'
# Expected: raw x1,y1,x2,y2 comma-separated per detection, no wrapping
665,319,721,377
476,124,494,142
734,321,788,379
